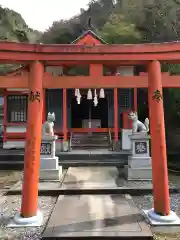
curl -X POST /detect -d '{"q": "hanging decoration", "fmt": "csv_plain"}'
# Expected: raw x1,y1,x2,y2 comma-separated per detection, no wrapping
99,88,105,98
74,88,106,105
116,66,121,76
75,88,78,97
87,89,93,100
77,95,81,104
93,89,98,107
76,89,81,104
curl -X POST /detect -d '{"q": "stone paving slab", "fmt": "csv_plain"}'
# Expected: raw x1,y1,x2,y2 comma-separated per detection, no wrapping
61,166,153,189
43,194,152,239
62,167,118,189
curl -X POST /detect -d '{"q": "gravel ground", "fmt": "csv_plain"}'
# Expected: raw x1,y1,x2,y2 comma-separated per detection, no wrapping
133,193,180,239
0,195,57,240
132,174,180,216
0,171,23,189
133,193,180,216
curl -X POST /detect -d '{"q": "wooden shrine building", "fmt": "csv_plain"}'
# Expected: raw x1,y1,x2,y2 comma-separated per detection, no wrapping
3,30,138,150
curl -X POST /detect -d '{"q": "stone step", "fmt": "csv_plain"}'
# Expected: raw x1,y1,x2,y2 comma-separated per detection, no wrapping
72,134,109,138
0,160,127,170
71,137,109,141
0,149,130,170
71,137,109,140
72,132,109,135
60,161,126,167
71,138,109,142
71,140,109,146
71,133,110,146
71,146,110,150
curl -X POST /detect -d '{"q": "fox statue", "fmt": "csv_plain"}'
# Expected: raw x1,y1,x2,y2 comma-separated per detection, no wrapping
128,111,149,134
42,112,55,136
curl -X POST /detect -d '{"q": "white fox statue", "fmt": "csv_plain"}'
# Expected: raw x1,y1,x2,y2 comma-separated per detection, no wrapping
42,112,55,136
128,111,149,134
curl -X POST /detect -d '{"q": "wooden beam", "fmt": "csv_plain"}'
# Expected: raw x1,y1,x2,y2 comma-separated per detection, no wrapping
43,60,147,66
1,40,180,54
0,73,180,89
43,75,180,89
1,51,180,63
1,41,180,63
0,75,28,88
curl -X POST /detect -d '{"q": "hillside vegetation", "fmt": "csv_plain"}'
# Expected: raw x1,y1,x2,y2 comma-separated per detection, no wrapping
0,5,41,74
0,5,41,42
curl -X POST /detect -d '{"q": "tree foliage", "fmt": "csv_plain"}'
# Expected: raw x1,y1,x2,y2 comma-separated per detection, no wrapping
40,0,180,45
98,14,141,44
0,5,41,42
0,5,41,74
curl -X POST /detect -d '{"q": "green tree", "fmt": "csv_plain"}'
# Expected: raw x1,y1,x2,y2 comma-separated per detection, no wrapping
0,5,41,74
98,13,141,44
41,18,83,44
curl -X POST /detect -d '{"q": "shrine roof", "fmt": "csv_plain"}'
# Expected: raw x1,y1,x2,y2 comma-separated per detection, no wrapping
71,29,107,44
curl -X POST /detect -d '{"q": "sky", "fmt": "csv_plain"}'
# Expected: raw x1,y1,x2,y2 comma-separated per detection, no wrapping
0,0,89,32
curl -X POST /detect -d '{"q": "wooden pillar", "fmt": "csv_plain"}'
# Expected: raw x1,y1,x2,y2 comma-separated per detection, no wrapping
89,64,103,132
3,89,7,143
21,61,44,217
114,88,118,142
134,88,138,112
148,60,170,216
42,89,46,123
63,88,68,141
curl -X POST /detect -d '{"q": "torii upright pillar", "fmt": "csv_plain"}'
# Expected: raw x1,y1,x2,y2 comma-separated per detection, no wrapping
8,61,44,227
144,60,180,225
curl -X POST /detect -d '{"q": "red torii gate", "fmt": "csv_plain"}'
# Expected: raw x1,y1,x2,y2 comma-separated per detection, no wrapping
1,40,180,225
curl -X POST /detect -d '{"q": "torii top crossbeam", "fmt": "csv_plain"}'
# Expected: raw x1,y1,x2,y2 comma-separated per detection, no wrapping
0,40,180,64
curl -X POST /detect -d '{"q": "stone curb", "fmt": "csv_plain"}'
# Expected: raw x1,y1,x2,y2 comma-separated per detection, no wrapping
5,187,180,196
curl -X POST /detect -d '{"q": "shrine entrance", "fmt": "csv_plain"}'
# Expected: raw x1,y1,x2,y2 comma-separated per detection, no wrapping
71,95,108,129
2,27,180,225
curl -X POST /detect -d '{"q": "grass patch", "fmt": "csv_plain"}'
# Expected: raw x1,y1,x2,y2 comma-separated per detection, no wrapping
153,233,180,239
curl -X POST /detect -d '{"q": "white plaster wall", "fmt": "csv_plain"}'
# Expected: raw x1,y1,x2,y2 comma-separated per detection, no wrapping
46,66,63,76
7,88,29,92
6,126,26,133
3,126,26,149
3,141,25,149
119,66,134,76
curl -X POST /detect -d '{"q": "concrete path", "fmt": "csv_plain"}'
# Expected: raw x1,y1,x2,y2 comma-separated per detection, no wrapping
43,194,152,239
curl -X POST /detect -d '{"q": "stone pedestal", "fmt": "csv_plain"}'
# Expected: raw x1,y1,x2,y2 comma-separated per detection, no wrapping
40,135,62,181
121,129,132,150
125,133,152,180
